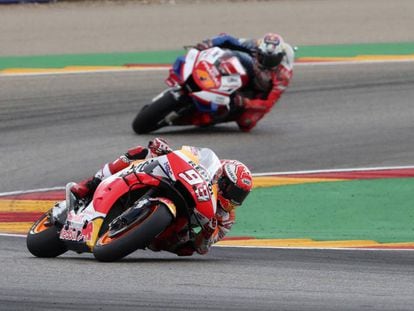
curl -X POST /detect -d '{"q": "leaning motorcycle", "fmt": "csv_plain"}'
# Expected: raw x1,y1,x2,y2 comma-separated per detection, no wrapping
132,47,249,134
26,146,221,262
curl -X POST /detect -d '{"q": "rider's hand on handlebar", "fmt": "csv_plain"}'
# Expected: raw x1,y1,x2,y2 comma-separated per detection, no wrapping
148,137,173,157
195,39,213,51
233,94,248,109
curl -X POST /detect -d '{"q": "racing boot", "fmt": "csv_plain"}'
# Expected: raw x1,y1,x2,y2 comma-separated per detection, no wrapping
70,176,102,199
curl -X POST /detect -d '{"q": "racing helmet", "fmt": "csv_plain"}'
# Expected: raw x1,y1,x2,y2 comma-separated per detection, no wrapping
217,160,253,211
256,33,285,69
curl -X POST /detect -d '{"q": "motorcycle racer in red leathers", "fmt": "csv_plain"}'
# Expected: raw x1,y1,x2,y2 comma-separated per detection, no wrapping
196,33,295,131
71,138,253,256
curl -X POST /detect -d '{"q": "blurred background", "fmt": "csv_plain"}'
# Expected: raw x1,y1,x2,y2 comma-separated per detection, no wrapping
1,0,414,56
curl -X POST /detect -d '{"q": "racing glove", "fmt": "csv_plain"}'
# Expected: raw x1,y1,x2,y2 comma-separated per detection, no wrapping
232,94,249,110
195,39,213,51
194,218,218,255
124,146,149,160
148,137,173,157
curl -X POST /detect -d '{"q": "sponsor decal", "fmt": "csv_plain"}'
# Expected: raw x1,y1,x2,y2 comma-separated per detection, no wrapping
188,161,213,185
179,167,214,202
179,169,204,186
163,161,173,177
197,61,220,88
67,212,83,224
81,221,93,241
61,218,96,242
60,226,84,242
225,164,237,183
194,184,211,202
135,159,154,172
122,159,155,177
119,155,130,164
242,178,251,186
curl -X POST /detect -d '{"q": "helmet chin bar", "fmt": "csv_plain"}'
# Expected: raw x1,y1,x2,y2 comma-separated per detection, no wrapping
218,175,249,206
257,51,284,69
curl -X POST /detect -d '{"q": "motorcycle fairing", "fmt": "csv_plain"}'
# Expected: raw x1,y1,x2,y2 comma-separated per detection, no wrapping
193,48,245,95
191,91,230,111
58,199,105,250
92,162,163,216
168,147,219,219
178,47,246,114
182,48,199,81
92,147,219,219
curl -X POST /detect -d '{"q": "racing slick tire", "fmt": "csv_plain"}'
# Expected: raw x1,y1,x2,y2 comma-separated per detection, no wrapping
132,91,177,134
93,203,174,262
26,211,68,258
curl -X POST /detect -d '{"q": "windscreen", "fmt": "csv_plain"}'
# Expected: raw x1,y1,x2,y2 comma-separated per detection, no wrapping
197,148,222,183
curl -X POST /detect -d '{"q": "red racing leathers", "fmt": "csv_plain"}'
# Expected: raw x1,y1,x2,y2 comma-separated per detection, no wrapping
236,64,293,131
197,34,295,131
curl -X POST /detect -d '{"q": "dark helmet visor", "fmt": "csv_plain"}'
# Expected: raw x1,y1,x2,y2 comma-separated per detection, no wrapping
219,176,250,206
258,52,284,69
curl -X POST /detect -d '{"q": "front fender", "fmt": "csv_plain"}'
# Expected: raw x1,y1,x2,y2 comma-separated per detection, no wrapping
93,173,160,215
150,197,177,218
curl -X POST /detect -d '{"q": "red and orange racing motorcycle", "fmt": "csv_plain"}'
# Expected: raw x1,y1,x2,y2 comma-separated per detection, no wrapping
26,146,221,262
132,47,250,134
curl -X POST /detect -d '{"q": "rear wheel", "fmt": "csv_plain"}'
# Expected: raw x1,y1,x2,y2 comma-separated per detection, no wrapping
93,203,174,262
26,212,67,258
132,91,178,134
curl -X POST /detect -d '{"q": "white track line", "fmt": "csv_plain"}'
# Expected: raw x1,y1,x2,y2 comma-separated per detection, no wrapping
0,186,65,197
0,66,168,77
0,233,26,238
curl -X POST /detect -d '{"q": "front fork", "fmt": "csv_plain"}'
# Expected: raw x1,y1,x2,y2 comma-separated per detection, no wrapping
162,87,194,125
51,182,88,226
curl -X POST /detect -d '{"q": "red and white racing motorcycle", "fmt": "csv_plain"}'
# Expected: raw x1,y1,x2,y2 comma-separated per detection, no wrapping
132,47,249,134
27,146,221,262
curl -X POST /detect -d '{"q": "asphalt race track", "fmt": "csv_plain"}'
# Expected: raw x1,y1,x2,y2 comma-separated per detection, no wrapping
1,62,414,310
2,235,414,311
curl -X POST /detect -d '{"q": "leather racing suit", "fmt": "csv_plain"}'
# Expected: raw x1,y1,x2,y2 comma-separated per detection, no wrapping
200,34,295,131
71,138,236,256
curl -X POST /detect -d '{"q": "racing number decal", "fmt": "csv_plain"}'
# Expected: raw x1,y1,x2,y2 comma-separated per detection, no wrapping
179,169,211,202
194,184,210,202
179,169,204,185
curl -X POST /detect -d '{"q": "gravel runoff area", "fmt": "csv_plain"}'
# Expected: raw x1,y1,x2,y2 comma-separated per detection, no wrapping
1,0,414,56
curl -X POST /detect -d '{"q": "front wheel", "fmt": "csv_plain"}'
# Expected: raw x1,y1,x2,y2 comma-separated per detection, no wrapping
132,91,178,134
93,203,174,262
26,211,67,258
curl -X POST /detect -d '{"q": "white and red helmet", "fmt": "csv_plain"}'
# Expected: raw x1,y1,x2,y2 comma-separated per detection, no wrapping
217,160,253,211
256,33,285,69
